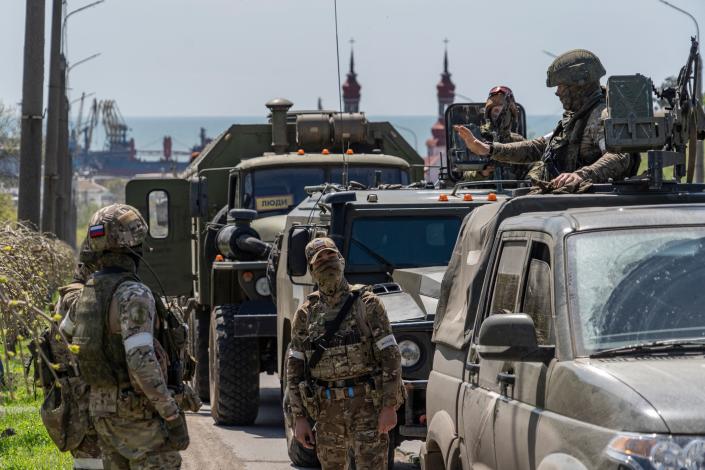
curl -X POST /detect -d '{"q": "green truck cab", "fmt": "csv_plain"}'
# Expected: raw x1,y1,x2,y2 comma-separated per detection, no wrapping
125,98,423,425
272,185,510,467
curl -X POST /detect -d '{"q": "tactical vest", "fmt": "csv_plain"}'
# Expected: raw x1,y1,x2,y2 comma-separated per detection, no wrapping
540,94,604,180
304,286,378,381
72,270,139,389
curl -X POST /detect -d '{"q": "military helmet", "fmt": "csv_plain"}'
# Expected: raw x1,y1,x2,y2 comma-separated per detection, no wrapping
305,237,340,265
86,203,148,252
546,49,606,87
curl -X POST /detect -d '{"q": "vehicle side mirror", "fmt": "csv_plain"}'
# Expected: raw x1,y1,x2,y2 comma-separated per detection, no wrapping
477,313,553,362
287,227,312,277
189,177,208,217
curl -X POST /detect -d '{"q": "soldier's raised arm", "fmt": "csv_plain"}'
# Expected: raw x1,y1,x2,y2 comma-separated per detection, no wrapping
115,281,179,420
361,291,402,409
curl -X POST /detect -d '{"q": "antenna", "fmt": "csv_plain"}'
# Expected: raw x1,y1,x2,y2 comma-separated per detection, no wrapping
333,0,349,187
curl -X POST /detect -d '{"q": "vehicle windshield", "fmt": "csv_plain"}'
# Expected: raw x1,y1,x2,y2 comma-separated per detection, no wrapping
566,227,705,355
346,216,462,270
242,166,408,215
330,166,409,187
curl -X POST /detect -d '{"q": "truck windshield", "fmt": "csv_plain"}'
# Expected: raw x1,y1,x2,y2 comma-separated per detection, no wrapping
346,216,462,270
243,166,409,214
566,227,705,355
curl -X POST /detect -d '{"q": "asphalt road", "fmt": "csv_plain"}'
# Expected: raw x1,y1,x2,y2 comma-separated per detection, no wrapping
182,374,421,470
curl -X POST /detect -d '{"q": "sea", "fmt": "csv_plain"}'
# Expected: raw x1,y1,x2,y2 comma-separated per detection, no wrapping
88,115,561,161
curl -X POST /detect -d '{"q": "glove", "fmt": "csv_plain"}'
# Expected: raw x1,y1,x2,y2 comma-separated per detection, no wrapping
165,411,190,451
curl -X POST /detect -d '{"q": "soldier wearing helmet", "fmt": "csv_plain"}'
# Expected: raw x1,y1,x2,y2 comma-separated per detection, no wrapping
456,49,633,188
462,85,528,182
62,204,189,469
286,237,403,469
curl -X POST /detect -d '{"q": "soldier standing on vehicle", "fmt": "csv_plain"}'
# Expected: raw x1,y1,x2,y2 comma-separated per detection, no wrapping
455,49,633,187
48,240,103,470
62,204,189,469
286,237,403,470
462,85,527,182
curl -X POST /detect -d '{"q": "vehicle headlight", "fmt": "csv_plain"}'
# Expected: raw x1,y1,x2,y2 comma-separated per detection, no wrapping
255,277,271,296
398,340,421,368
606,434,705,470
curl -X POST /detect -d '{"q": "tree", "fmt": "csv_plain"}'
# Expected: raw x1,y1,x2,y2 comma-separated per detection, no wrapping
0,101,20,186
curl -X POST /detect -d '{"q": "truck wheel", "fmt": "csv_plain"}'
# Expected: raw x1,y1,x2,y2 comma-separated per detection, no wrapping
209,304,260,425
282,345,320,467
189,308,210,402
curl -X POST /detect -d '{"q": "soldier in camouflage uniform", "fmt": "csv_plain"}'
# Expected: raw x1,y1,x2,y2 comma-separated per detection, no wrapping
287,237,403,470
462,85,527,182
49,239,103,470
61,204,188,470
456,50,633,187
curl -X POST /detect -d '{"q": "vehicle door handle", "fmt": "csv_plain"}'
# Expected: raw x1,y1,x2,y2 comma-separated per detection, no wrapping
497,372,515,385
465,363,480,375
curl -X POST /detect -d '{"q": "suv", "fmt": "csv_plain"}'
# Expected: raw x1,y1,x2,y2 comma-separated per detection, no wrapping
422,72,705,469
125,98,422,425
272,186,509,466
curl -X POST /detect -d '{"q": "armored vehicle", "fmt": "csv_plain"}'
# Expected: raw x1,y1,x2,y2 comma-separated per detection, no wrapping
422,59,705,469
273,185,510,466
125,98,423,425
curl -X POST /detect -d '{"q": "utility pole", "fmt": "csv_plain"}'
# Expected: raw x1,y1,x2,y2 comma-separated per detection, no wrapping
42,0,63,234
17,0,45,228
56,55,69,241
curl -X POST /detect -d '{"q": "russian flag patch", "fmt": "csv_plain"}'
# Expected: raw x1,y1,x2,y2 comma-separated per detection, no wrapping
89,224,106,238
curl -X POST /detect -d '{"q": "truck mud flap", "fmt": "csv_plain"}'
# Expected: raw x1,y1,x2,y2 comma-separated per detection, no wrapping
231,300,276,337
398,379,427,440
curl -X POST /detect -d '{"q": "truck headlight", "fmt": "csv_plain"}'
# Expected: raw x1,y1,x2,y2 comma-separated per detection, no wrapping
255,277,271,296
606,434,705,470
398,340,421,368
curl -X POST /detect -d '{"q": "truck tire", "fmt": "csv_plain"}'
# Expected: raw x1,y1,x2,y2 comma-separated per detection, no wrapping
282,345,320,467
189,308,210,402
209,304,260,425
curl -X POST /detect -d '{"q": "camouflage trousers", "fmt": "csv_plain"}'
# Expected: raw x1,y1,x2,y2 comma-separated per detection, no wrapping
71,431,103,469
315,392,389,470
93,415,181,470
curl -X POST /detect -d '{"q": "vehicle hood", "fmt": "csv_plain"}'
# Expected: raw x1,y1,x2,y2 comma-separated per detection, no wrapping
392,266,446,316
376,289,427,323
251,214,288,243
591,356,705,434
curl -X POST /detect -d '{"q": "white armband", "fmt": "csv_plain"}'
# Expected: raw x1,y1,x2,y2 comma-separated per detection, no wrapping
376,334,397,350
124,332,153,352
288,349,305,361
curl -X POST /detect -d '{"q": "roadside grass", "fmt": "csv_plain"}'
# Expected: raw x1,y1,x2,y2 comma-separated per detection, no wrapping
0,344,72,470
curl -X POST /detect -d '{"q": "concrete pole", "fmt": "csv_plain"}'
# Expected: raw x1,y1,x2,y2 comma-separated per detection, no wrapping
55,55,69,241
42,0,62,234
696,59,703,183
17,0,45,228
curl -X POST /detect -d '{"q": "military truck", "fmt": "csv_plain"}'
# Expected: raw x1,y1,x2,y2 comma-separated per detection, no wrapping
272,185,511,466
125,98,423,425
421,67,705,469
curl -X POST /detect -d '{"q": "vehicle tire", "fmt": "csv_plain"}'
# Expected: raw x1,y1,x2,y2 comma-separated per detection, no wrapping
209,304,260,425
189,308,210,402
282,345,320,467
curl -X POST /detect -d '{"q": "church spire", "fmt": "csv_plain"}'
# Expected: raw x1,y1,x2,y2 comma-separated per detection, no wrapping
342,38,361,113
436,39,455,118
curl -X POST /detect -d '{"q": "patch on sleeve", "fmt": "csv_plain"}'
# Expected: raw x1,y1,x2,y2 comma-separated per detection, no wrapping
598,137,606,153
89,224,105,238
376,334,397,350
124,332,154,352
288,349,305,361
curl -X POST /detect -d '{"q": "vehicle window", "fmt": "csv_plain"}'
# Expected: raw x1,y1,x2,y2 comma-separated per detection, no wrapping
147,190,169,239
330,166,409,186
347,216,461,270
521,242,553,345
242,168,325,215
489,240,527,314
567,227,705,355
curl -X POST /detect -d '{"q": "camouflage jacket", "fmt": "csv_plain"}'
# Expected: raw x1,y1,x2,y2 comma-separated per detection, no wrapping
287,285,402,417
64,256,179,420
51,282,84,372
491,100,632,182
462,127,527,182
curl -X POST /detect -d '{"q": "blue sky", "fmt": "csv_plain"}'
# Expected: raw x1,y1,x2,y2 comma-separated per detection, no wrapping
1,0,704,116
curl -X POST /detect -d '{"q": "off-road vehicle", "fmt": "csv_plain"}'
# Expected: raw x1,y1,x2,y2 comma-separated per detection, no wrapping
422,63,705,469
125,98,423,425
272,184,513,466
